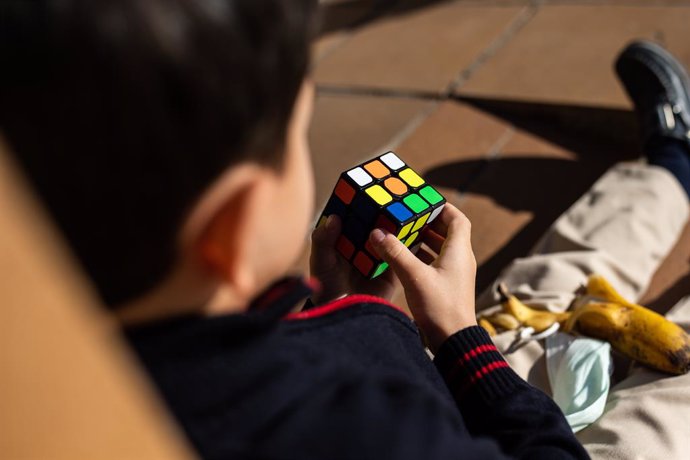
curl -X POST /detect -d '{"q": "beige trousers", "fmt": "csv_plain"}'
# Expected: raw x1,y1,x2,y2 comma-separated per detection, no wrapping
476,163,690,460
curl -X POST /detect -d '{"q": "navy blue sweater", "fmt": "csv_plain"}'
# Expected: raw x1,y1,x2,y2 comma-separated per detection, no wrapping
126,278,589,460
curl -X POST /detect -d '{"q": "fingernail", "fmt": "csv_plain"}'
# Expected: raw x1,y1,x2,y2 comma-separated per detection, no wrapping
325,215,335,230
370,228,385,244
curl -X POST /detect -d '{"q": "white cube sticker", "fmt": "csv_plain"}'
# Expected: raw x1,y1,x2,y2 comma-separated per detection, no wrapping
380,152,405,170
428,204,445,223
347,167,373,186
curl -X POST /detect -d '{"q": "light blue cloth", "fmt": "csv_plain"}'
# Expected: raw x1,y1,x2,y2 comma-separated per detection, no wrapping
545,332,612,432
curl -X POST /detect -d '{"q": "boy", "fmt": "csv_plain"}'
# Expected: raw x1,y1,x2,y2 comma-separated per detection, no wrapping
5,1,684,459
0,1,585,458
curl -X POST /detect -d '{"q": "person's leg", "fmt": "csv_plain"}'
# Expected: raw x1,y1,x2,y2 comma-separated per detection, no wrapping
478,38,690,320
477,162,688,393
477,162,689,311
648,138,690,198
476,40,690,459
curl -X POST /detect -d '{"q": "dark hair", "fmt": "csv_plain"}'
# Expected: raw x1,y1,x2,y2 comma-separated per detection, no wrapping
0,0,317,306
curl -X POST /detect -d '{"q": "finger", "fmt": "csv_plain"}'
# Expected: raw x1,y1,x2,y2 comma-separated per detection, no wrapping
427,203,464,238
312,214,341,247
310,215,343,270
369,229,427,284
427,205,452,237
421,227,445,254
436,207,473,266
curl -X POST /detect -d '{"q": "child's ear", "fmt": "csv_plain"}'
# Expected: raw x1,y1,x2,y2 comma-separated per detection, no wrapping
195,177,259,299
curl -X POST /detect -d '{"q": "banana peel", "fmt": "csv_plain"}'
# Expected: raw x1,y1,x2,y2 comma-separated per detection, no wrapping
478,312,521,335
587,275,633,304
486,312,521,331
489,279,690,375
497,283,570,333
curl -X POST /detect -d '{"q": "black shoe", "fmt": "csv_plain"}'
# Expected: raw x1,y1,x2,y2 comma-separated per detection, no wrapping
615,40,690,151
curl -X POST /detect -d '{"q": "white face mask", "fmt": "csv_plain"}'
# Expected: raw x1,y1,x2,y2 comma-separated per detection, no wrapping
546,332,612,432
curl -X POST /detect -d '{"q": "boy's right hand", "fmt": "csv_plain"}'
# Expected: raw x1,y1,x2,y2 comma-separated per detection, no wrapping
369,204,477,353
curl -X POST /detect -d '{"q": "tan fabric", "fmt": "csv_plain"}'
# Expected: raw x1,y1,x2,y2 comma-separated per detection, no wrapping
477,163,690,459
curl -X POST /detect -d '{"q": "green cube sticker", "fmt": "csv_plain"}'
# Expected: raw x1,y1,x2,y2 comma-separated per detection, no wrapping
403,193,429,213
419,185,443,205
372,262,389,278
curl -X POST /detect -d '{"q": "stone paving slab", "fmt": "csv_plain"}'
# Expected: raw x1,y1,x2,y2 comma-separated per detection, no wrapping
458,5,690,108
314,2,527,94
313,32,350,63
396,101,511,174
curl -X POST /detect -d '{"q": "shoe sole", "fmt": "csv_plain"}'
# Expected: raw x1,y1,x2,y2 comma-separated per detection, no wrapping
617,40,690,128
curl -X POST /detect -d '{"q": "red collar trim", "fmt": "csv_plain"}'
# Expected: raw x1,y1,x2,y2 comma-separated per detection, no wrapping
248,277,320,313
284,294,409,321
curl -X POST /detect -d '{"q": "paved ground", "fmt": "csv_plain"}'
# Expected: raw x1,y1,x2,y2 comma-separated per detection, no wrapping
303,0,690,312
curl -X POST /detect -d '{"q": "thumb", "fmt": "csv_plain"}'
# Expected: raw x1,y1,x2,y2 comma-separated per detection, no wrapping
310,215,342,268
370,229,425,283
312,215,340,247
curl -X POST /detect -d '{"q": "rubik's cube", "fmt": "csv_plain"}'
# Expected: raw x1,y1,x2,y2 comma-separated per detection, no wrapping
317,151,446,279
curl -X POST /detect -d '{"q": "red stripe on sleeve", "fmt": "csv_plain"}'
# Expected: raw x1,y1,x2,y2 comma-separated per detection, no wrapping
284,294,408,320
454,361,511,400
445,344,499,382
462,344,498,363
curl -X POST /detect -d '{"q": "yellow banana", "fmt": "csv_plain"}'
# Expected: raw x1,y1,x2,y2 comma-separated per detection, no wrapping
498,283,570,333
479,318,497,337
564,300,690,375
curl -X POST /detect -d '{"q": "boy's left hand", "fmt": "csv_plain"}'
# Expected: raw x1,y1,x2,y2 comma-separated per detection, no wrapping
309,215,397,305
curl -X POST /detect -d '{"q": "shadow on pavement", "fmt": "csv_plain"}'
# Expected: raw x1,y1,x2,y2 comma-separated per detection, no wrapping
318,0,450,35
423,98,643,292
646,272,690,314
457,95,643,155
424,155,628,292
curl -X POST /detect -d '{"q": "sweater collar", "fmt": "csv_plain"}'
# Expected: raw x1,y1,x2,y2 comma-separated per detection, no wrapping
123,276,318,343
247,276,320,317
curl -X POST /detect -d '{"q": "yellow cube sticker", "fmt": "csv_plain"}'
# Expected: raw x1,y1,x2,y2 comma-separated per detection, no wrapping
404,232,419,247
411,213,430,233
399,168,425,188
397,221,414,240
365,185,393,205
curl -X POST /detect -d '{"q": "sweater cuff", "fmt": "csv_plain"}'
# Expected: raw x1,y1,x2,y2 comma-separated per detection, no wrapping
434,326,525,403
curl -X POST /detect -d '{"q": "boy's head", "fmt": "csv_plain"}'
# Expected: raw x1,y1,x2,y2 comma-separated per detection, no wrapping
0,0,318,313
